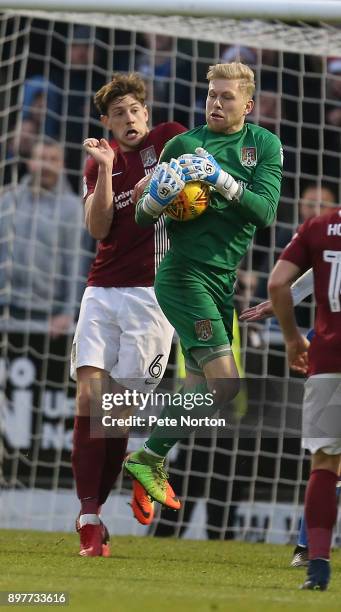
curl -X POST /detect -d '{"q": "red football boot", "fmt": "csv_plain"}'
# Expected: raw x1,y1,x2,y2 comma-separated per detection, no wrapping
76,515,111,557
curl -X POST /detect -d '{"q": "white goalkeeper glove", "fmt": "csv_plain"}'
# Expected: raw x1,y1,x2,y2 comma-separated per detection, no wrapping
178,147,243,201
142,159,185,216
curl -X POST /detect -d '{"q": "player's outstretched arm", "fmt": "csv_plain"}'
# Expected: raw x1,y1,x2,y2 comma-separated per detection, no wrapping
239,267,314,322
239,300,273,322
178,147,243,201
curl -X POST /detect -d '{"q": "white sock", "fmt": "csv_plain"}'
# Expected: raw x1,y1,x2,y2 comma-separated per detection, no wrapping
79,513,100,527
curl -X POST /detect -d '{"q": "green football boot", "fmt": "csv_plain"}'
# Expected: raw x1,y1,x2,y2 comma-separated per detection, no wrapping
124,449,181,510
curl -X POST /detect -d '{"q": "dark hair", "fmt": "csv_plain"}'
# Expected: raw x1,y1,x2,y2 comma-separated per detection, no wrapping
94,72,146,115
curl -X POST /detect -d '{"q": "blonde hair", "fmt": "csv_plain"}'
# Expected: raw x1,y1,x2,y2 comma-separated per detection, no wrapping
207,62,255,98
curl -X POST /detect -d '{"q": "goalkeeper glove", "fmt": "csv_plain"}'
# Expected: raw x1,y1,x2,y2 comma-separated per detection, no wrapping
178,147,243,201
142,159,185,216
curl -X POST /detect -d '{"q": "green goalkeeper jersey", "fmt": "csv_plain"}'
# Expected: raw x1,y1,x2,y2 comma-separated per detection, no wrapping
136,122,282,271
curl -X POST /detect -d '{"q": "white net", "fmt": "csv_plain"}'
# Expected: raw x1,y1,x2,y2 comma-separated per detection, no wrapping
1,9,341,541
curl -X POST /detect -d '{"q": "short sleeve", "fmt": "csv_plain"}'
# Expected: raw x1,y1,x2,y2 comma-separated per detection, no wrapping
279,219,312,272
83,156,99,203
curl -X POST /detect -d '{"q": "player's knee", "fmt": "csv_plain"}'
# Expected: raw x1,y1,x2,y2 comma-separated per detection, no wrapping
206,377,240,407
76,367,107,416
311,450,341,474
76,384,93,416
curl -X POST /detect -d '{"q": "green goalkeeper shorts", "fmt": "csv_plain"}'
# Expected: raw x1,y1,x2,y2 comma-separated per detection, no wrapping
154,249,235,366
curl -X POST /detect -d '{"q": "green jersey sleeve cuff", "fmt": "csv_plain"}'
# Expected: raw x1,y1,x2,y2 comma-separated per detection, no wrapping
135,198,160,226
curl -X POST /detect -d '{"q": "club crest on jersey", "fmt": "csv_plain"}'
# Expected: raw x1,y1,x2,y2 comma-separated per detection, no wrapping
140,146,157,168
240,147,257,167
195,319,213,341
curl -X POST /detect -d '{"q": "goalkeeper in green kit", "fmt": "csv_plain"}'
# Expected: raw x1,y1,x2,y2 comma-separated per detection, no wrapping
125,62,283,508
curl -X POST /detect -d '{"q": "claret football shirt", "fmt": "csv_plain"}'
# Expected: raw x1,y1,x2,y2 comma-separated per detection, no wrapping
280,208,341,375
84,122,186,287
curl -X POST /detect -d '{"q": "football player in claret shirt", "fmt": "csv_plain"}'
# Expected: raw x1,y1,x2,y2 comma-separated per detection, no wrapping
268,207,341,591
71,72,186,556
125,62,283,507
239,185,341,569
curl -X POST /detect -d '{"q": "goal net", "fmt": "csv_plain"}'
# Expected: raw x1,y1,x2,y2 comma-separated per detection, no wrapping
1,3,341,542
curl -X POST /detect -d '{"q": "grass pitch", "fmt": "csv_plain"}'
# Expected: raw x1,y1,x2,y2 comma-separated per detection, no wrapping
1,530,341,612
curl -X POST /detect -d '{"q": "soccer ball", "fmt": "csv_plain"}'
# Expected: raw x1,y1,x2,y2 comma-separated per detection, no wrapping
165,181,210,222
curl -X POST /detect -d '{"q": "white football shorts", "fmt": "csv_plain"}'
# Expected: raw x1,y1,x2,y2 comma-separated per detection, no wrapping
71,286,174,392
302,373,341,455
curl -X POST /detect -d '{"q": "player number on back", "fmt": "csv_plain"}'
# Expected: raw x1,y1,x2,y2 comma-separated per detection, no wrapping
323,250,341,312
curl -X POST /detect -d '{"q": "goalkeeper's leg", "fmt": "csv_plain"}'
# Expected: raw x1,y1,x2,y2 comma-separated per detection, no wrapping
125,352,240,506
125,258,240,506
